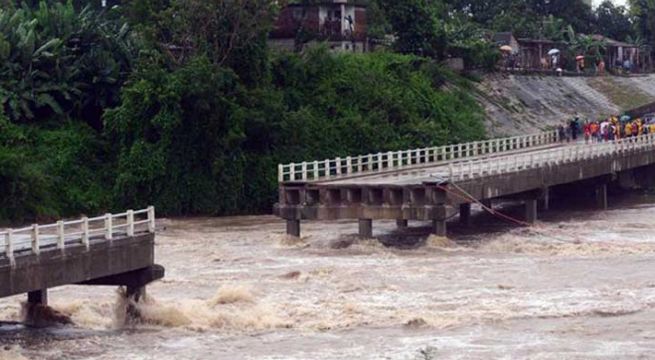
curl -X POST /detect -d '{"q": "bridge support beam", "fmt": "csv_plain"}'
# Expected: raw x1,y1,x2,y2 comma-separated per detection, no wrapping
596,183,608,210
432,220,447,237
359,219,373,238
27,289,47,306
525,199,538,224
459,203,471,226
396,219,408,229
286,220,301,237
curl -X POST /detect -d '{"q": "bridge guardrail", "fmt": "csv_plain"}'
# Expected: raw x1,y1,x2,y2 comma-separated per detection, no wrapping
278,130,559,183
0,206,155,264
446,134,655,182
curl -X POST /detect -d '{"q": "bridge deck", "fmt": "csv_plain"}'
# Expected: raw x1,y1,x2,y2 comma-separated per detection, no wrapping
314,142,566,186
275,133,655,236
0,207,163,308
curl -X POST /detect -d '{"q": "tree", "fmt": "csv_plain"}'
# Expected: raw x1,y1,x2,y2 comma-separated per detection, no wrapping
630,0,655,49
122,0,276,85
594,1,634,41
0,1,137,128
377,0,447,59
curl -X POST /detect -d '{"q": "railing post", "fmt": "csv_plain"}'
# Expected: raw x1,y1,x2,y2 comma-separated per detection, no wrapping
278,164,284,182
148,206,156,233
57,221,65,250
289,163,295,181
105,213,113,240
127,210,135,237
336,158,342,175
82,217,89,250
324,159,331,178
346,157,352,175
31,224,40,255
301,162,308,181
314,161,320,179
5,230,14,266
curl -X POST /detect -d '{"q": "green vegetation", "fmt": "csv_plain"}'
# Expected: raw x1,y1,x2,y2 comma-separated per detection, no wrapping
0,1,486,222
2,0,655,223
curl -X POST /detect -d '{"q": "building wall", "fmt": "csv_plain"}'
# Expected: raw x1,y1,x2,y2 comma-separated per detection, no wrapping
270,3,368,51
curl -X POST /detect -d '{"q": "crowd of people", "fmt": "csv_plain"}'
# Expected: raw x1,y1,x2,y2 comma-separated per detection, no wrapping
557,115,655,143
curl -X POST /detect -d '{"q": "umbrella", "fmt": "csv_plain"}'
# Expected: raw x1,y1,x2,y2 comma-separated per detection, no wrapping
547,49,560,55
576,55,585,61
500,45,512,52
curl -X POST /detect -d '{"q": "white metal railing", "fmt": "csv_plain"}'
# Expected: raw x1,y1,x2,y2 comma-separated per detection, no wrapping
446,133,655,182
278,130,559,183
0,206,155,265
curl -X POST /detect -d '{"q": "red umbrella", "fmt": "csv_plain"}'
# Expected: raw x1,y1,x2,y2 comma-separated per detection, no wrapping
576,55,585,61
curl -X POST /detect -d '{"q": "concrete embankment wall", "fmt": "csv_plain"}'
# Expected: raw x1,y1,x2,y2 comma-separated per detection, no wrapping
477,74,655,136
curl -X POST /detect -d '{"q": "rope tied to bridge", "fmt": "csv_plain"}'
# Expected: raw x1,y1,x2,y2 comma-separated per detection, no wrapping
435,183,532,227
435,183,591,245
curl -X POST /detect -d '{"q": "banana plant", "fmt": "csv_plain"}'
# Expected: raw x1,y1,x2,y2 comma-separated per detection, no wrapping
0,1,138,127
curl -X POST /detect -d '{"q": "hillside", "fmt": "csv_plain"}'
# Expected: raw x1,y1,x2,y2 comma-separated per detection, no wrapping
477,74,655,136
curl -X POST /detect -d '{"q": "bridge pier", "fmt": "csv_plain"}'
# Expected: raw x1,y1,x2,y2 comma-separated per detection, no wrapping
359,219,373,238
596,183,608,210
432,220,447,237
286,219,301,237
525,198,538,224
396,219,408,229
27,289,47,306
459,203,471,226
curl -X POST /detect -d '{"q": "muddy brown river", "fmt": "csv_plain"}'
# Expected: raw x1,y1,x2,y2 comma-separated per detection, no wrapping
1,194,655,359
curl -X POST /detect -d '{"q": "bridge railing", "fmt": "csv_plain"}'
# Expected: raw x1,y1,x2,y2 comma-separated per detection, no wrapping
447,133,655,182
278,130,559,183
0,206,155,263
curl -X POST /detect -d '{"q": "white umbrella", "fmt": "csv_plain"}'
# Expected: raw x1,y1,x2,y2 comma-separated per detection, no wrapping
547,49,560,55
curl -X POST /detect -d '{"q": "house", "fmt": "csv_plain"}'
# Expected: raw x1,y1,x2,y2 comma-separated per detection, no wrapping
269,0,368,52
492,32,519,54
516,38,568,70
590,35,650,72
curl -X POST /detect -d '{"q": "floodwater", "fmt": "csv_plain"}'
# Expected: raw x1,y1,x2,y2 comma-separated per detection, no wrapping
2,194,655,359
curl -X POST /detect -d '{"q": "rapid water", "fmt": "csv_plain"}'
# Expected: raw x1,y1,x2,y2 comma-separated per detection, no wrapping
2,195,655,359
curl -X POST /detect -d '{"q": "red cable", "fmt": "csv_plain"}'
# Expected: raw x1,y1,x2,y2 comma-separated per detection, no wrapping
435,184,532,227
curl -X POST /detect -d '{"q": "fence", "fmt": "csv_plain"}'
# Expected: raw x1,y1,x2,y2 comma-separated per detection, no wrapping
0,207,155,263
446,134,655,182
278,130,559,183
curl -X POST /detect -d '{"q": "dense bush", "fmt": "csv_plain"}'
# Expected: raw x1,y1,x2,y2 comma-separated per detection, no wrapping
105,48,486,215
0,1,487,223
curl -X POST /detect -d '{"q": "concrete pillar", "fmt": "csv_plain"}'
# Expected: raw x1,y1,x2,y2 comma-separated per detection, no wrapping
459,203,471,225
596,183,608,210
27,289,48,306
286,220,300,237
396,219,408,229
432,220,447,237
125,285,146,321
359,219,373,238
525,199,538,224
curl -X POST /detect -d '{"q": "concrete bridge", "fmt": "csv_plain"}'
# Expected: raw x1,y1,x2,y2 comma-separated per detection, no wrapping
0,207,163,309
275,132,655,237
